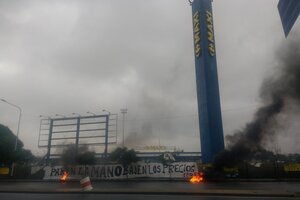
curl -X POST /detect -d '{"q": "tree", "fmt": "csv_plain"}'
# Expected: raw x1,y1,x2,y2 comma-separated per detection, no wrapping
0,124,35,164
109,147,139,167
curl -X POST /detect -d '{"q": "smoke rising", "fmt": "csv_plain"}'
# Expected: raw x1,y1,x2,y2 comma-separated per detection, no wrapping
61,144,96,166
215,37,300,168
125,122,154,146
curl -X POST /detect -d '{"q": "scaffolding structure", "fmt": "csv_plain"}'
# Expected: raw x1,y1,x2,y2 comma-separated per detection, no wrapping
38,114,117,164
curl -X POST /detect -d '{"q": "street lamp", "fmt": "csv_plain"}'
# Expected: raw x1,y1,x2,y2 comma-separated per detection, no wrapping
0,99,22,151
0,98,22,177
120,108,127,147
39,115,51,126
87,111,96,116
39,115,51,119
55,114,65,118
72,112,81,117
102,109,111,115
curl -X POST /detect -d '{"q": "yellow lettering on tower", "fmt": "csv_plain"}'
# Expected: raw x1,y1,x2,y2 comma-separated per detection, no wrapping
193,11,201,58
205,10,215,56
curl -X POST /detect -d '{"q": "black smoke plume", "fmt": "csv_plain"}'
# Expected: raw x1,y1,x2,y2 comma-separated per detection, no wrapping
61,144,96,166
214,37,300,169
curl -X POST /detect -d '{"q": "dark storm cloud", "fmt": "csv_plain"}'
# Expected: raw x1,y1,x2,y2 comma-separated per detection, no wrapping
0,0,299,155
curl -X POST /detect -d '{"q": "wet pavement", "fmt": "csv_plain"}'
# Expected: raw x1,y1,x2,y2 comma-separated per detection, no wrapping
0,193,300,200
0,180,300,198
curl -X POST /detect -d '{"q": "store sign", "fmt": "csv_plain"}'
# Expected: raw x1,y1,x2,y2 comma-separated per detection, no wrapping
0,167,9,175
283,163,300,172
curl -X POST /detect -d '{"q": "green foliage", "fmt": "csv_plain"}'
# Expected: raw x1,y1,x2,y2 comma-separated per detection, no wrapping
16,149,36,164
0,124,34,164
109,147,139,166
61,144,96,165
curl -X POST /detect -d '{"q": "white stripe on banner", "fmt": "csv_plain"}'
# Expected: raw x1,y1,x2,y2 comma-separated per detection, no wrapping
43,162,198,180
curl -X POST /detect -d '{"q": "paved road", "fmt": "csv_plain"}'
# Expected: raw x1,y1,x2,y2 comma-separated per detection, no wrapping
0,181,300,192
0,181,300,197
0,193,299,200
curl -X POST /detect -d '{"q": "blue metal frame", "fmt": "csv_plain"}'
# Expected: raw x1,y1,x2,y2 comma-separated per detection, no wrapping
42,115,115,164
104,115,109,159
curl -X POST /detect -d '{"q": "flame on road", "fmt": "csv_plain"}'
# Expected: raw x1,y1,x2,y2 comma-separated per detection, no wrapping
190,172,204,183
60,171,69,184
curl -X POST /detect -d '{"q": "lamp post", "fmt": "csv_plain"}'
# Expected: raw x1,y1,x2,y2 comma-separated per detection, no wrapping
87,111,96,116
0,98,22,176
72,112,81,117
0,99,22,151
55,114,65,118
102,109,111,115
120,108,127,147
39,115,51,119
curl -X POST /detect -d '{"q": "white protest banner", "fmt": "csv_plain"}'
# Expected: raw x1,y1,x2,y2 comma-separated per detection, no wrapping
43,162,198,180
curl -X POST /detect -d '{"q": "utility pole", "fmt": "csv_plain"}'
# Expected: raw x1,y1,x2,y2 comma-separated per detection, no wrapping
120,108,127,147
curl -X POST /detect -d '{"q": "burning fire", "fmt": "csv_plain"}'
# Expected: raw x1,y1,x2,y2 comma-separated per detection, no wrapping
60,171,69,184
189,172,204,183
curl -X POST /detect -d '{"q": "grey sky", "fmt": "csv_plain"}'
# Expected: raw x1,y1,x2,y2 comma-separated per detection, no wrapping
0,0,299,156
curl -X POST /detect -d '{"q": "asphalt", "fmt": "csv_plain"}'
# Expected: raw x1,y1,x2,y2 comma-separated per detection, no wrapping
1,193,299,200
0,188,295,197
0,180,300,197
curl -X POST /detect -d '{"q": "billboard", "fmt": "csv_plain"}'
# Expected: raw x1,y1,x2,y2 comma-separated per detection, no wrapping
38,114,117,163
191,0,224,163
278,0,300,37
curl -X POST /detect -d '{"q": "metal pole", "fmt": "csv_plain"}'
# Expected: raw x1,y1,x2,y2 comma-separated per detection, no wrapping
115,114,118,144
15,110,22,151
0,99,22,176
75,117,81,156
120,109,127,147
122,113,125,147
46,119,54,165
38,119,42,147
102,109,111,159
0,99,22,150
104,115,109,159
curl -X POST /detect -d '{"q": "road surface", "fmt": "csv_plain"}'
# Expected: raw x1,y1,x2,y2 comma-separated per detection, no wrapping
0,193,299,200
0,180,300,198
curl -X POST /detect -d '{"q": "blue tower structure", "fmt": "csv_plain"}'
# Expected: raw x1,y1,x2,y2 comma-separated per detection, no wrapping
278,0,300,37
190,0,224,163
